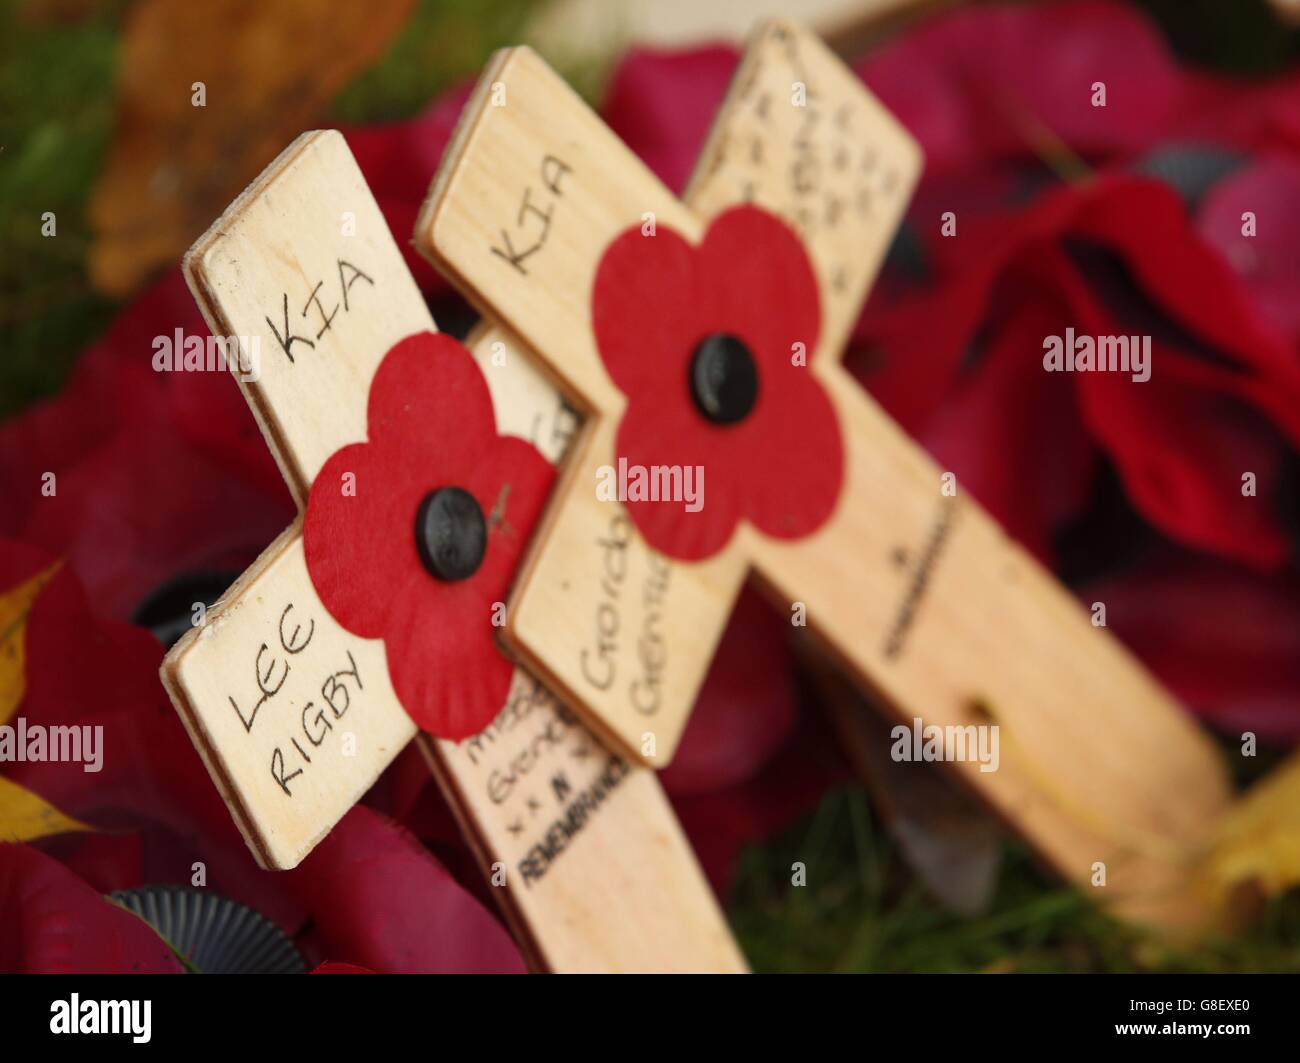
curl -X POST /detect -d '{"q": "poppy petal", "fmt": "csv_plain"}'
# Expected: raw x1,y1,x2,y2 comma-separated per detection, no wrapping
284,807,526,974
592,224,702,399
697,206,821,369
0,843,183,973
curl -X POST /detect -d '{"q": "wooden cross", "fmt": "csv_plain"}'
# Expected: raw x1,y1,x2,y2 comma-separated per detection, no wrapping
416,19,1232,930
160,130,745,972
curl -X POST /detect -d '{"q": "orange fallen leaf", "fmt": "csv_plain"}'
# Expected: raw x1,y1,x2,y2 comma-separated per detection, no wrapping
0,561,61,726
88,0,415,295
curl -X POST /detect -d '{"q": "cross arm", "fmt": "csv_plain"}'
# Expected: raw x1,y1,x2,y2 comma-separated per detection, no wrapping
185,130,435,505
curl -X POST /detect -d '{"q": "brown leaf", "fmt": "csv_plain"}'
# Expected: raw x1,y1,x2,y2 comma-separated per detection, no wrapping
88,0,415,295
19,0,112,27
804,647,1003,916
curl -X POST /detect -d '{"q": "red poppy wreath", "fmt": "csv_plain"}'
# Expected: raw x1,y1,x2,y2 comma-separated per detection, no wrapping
592,204,844,560
303,331,554,740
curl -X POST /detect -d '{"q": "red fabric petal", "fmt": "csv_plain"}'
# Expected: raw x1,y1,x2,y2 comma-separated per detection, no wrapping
857,0,1183,176
1057,181,1300,567
1070,179,1298,380
696,206,821,369
660,586,797,795
1198,159,1300,342
1082,546,1300,741
921,274,1096,563
1163,70,1300,155
0,844,183,974
0,270,291,619
613,395,743,559
306,440,412,639
852,258,993,435
364,332,497,469
1076,354,1296,568
20,422,288,621
860,175,1300,572
694,208,838,541
592,223,702,399
738,365,843,542
602,46,739,194
284,807,526,974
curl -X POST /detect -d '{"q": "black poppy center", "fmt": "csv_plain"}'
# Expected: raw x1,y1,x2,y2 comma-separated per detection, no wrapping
416,486,487,582
688,332,759,425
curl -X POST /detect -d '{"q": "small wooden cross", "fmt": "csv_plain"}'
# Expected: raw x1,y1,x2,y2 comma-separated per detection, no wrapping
417,19,1232,930
161,131,745,972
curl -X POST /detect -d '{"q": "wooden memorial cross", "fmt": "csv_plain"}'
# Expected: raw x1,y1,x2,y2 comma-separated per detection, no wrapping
418,19,1232,930
160,130,745,972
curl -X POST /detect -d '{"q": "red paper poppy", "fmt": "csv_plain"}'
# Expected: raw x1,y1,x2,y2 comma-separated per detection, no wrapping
592,204,843,560
304,332,554,739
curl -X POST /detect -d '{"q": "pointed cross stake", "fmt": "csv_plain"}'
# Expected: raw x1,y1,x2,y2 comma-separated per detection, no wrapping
418,20,1232,930
161,131,745,972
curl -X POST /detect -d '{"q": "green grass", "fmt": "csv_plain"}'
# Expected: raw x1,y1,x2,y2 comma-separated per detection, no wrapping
0,0,120,416
729,786,1300,973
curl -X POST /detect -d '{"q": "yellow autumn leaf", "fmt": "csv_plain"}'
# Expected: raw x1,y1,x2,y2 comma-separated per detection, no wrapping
1202,751,1300,906
0,561,61,726
0,776,92,843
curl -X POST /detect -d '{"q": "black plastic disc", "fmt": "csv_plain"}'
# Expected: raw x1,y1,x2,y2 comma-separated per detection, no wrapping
688,332,759,425
415,486,487,582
